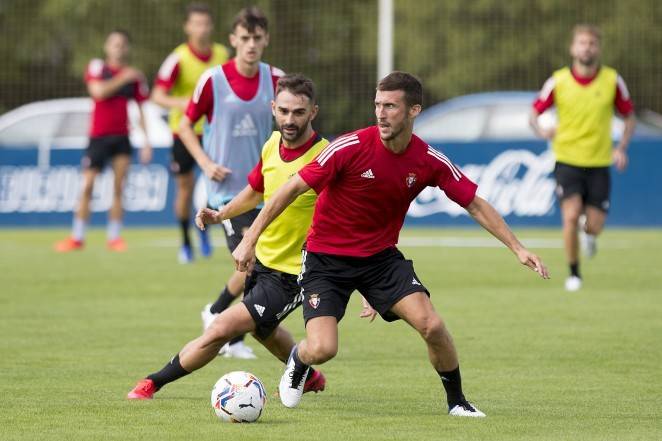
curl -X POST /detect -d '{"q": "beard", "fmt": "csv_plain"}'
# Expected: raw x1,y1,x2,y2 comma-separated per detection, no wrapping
379,123,404,141
578,54,597,66
279,121,308,143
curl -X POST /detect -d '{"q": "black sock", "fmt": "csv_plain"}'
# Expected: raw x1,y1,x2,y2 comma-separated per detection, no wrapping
570,262,580,278
292,346,310,373
210,286,238,314
438,366,465,407
229,334,245,345
147,354,190,389
179,219,191,247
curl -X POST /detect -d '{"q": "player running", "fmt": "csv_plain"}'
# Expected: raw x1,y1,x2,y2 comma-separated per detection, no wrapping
530,24,635,292
152,3,229,264
55,29,151,253
232,72,550,417
179,6,284,358
127,74,327,400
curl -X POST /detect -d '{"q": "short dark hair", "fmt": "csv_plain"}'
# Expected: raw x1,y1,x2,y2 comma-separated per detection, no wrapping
572,24,602,42
108,28,132,44
232,6,268,33
377,71,422,107
185,3,213,21
276,74,316,104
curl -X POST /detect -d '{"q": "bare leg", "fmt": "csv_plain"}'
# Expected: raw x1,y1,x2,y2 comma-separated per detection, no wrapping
297,316,338,365
560,195,583,266
109,154,131,223
179,302,256,372
254,326,296,363
584,205,607,235
75,168,99,221
174,172,194,222
389,292,457,371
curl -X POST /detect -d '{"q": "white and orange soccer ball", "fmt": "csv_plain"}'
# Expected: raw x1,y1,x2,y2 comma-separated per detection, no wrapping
210,371,267,423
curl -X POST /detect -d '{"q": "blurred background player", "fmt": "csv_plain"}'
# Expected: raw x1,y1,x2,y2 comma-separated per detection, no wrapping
152,3,229,264
530,24,635,292
127,74,327,400
55,30,151,253
179,6,284,358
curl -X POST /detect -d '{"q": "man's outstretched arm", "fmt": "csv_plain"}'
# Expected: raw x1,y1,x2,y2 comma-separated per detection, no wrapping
465,196,550,279
232,174,312,273
195,184,264,231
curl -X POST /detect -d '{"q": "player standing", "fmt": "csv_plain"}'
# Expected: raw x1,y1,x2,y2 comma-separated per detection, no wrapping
232,72,550,417
55,30,151,252
530,24,635,292
152,3,229,264
127,74,327,400
179,6,283,358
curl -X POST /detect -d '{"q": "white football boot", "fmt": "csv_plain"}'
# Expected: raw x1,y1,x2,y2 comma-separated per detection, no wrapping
200,303,217,330
219,340,257,359
279,347,309,408
564,275,582,292
448,401,486,418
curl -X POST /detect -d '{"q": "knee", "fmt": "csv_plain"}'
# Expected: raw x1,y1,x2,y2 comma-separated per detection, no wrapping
304,339,337,364
563,212,580,228
417,315,445,342
205,321,233,345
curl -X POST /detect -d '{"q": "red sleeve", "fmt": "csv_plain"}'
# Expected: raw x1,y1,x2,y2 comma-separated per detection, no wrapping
155,53,180,91
428,147,477,207
84,59,104,83
299,133,357,194
247,159,264,193
533,76,555,113
134,78,149,103
271,66,285,92
185,70,214,123
615,75,634,116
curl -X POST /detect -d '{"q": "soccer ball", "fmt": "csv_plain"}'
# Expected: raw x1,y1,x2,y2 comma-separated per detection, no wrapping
210,371,267,423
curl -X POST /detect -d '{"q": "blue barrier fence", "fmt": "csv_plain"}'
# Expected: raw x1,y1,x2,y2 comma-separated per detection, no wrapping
1,139,660,226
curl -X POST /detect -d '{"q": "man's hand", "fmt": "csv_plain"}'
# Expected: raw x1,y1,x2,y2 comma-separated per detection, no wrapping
232,238,256,275
203,161,232,182
359,296,377,322
118,66,143,84
515,248,550,279
539,127,556,140
195,207,223,231
613,147,628,172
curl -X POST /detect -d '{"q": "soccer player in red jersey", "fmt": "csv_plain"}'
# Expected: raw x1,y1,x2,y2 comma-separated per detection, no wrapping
233,72,550,417
55,30,151,253
179,7,284,358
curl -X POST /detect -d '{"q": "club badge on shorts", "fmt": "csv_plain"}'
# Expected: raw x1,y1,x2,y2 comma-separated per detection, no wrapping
406,172,417,188
308,293,320,309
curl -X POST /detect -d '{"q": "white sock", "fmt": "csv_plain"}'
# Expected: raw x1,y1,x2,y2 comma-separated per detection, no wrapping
72,218,86,241
107,220,122,241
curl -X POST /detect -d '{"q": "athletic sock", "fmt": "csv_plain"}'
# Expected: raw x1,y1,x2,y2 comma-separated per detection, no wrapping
180,218,191,247
107,220,122,241
228,334,245,345
210,286,238,314
570,262,580,278
437,366,466,407
146,354,190,389
72,217,86,241
292,346,310,373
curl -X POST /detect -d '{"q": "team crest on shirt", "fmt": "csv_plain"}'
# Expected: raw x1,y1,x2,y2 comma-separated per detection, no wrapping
308,294,320,309
406,172,417,188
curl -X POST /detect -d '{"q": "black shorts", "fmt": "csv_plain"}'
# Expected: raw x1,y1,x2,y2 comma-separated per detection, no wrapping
219,208,260,252
82,135,132,170
242,260,302,339
170,137,196,175
299,247,429,324
553,162,611,212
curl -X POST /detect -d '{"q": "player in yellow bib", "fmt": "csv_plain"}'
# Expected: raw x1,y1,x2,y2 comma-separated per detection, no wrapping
531,24,636,291
152,4,229,263
127,74,327,399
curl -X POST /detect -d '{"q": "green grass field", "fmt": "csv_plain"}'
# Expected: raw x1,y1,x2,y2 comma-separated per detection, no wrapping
1,227,660,441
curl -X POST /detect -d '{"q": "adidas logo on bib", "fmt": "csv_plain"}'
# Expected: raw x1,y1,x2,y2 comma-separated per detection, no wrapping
232,114,258,137
361,169,375,179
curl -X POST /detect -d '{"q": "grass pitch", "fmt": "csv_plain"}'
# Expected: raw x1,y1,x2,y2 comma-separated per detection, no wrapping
1,227,660,441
